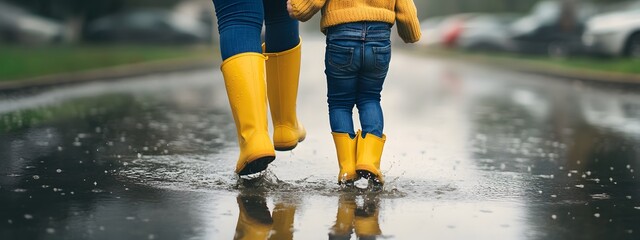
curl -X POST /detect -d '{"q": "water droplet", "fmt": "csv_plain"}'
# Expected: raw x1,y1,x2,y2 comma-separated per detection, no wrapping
551,214,557,220
594,213,600,218
575,184,584,188
551,195,557,198
56,169,62,174
32,175,40,180
57,146,63,151
94,182,97,186
24,214,33,220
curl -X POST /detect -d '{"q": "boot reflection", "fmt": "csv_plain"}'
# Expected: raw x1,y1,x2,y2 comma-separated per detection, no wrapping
329,193,382,240
234,194,296,240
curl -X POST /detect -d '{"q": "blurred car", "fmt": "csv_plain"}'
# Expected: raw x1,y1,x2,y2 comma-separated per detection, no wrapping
509,0,598,57
416,17,445,47
85,9,209,44
583,1,640,58
457,14,520,51
0,1,64,44
415,14,478,48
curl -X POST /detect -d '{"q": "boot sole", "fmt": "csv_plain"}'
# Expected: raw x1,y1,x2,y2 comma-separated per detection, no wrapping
274,136,305,151
238,156,276,176
356,170,383,187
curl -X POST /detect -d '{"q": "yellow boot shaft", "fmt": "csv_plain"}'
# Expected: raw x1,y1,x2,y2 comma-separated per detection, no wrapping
356,133,386,184
264,41,306,151
332,132,358,184
221,53,276,175
269,203,296,240
234,195,273,240
330,195,356,237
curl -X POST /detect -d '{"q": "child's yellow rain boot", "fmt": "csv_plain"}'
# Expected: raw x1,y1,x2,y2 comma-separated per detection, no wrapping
234,195,273,240
264,41,306,151
332,131,359,185
329,195,356,239
355,132,386,186
269,203,296,240
221,53,276,176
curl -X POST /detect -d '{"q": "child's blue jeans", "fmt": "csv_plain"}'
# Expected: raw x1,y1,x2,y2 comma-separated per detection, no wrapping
212,0,299,60
325,22,392,138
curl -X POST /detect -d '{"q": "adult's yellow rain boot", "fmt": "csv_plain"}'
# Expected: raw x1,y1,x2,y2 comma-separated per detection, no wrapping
221,53,276,176
355,133,387,185
354,200,382,238
264,41,306,151
234,195,273,240
269,203,296,240
332,131,359,185
329,195,356,239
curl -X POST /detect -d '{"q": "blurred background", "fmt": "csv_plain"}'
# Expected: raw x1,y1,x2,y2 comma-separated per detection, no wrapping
0,0,638,81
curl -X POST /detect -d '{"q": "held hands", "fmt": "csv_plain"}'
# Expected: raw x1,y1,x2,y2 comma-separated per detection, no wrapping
287,0,294,18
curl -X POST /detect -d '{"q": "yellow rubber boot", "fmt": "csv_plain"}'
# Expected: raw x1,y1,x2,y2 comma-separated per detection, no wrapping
234,195,273,240
355,133,386,185
329,195,356,238
221,53,276,176
269,203,296,240
332,131,359,185
264,41,306,151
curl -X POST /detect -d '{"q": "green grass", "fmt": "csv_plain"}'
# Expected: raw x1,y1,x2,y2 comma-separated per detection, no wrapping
0,44,217,81
422,48,640,75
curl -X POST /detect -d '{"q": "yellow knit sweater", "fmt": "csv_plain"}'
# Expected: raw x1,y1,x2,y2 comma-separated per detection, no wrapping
289,0,421,43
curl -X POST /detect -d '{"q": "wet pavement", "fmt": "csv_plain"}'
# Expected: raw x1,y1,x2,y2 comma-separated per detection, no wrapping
1,37,640,239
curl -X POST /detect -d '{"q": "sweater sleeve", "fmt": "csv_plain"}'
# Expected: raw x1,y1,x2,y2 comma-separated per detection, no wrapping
395,0,422,43
289,0,326,22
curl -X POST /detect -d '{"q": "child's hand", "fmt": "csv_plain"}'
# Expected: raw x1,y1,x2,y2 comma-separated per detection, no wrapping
287,0,294,18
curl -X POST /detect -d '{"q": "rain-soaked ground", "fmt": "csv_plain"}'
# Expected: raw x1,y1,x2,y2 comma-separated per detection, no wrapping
1,38,640,240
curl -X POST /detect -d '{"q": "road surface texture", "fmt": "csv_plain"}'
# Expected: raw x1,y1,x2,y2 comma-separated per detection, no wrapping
1,37,639,239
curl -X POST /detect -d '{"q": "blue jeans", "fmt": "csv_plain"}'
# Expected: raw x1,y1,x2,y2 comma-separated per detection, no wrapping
325,22,392,138
212,0,299,60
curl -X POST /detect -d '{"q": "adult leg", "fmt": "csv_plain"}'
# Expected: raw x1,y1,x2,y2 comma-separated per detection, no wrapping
213,0,263,60
263,0,305,151
213,0,275,176
263,0,299,52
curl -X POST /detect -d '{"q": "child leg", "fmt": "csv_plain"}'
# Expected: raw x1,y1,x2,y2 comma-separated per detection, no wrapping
326,40,361,184
355,39,391,186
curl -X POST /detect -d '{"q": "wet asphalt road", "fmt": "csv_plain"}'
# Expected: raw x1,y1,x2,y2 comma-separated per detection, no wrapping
1,38,640,240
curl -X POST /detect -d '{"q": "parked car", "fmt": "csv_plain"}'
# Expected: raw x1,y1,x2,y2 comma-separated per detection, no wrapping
0,1,64,44
457,14,520,51
85,9,209,44
414,14,479,48
583,1,640,58
509,0,598,57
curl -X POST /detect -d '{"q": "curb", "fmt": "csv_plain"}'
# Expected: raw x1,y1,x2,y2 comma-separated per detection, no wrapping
0,57,218,92
414,48,640,85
